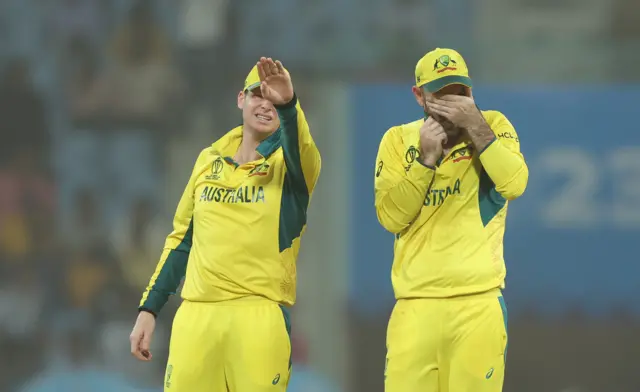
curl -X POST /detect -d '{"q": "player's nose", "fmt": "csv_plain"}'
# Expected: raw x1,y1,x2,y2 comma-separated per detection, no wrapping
259,101,274,111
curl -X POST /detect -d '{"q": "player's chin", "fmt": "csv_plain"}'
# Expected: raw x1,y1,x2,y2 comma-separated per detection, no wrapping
248,118,279,134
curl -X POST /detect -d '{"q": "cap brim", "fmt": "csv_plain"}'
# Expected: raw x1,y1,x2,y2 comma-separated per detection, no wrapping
421,75,472,93
244,81,261,92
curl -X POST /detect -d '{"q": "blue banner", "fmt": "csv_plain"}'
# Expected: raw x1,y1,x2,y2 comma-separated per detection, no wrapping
350,85,640,317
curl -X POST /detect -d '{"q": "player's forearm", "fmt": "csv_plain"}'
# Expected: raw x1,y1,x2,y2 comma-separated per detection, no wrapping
466,120,497,153
375,165,435,233
479,140,529,200
139,248,189,315
275,94,321,193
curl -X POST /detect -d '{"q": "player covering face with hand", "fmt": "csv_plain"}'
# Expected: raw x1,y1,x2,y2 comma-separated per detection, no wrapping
129,57,321,391
374,48,529,392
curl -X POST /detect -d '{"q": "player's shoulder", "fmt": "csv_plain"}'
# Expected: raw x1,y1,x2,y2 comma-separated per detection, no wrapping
381,118,423,144
195,125,243,163
480,109,513,129
205,125,243,155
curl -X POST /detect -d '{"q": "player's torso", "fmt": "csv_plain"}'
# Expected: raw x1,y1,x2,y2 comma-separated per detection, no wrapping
193,150,284,258
392,115,507,298
183,141,295,304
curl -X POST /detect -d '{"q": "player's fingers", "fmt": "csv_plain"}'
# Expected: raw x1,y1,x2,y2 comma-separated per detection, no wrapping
132,350,149,361
140,349,153,361
138,332,154,362
261,57,274,77
430,129,448,145
425,101,453,116
423,119,446,135
423,116,438,126
140,329,153,352
436,94,466,102
257,61,267,81
260,83,269,98
261,57,272,74
130,332,146,360
275,60,285,74
267,58,278,75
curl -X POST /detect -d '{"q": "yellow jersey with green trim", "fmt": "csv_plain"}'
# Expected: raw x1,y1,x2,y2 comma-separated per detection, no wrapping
374,110,528,299
139,96,321,315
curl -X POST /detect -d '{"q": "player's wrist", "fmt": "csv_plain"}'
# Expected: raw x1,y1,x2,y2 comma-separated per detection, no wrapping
273,93,297,110
138,308,157,319
420,154,438,169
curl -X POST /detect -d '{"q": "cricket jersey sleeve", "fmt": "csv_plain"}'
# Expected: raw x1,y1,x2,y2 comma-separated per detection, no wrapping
374,127,435,234
478,111,529,200
138,150,205,316
275,94,321,195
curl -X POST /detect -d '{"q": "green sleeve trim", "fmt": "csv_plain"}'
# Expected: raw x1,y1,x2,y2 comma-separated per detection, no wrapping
478,136,497,155
276,94,310,252
417,160,436,170
279,305,293,369
274,94,298,111
498,295,508,362
478,170,506,226
139,219,194,315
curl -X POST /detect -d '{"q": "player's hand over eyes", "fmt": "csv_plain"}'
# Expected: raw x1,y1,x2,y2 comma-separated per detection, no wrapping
256,57,294,105
419,117,447,167
424,94,484,130
130,310,156,361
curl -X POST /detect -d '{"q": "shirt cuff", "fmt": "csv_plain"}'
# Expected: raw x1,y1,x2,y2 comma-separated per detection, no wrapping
478,136,498,155
138,307,158,318
407,160,436,187
274,94,298,111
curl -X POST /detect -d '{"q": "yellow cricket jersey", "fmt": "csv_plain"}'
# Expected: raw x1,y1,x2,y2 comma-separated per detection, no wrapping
139,95,321,315
374,110,528,299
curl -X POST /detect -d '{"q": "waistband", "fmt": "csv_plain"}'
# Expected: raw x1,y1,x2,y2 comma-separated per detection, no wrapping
399,287,503,303
182,295,284,307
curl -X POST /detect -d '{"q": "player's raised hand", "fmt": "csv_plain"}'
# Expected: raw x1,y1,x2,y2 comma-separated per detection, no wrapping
425,94,484,130
256,57,294,105
419,117,447,167
130,310,156,362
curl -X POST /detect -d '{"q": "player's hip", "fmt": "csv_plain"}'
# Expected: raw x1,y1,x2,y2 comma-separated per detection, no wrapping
181,274,296,306
173,296,292,343
389,287,507,340
177,295,291,319
392,274,505,299
167,297,293,391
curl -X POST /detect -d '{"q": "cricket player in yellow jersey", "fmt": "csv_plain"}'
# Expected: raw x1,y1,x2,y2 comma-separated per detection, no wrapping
128,57,321,391
375,48,528,392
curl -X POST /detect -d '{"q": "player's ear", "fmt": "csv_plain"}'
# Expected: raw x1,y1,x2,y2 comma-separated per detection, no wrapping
411,86,425,107
465,86,473,98
237,90,245,110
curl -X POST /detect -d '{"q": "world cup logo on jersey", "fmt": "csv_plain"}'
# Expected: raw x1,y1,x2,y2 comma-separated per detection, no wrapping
206,157,224,180
404,145,419,172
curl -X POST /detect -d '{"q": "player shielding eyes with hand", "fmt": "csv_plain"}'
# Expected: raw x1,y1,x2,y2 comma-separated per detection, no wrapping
374,48,528,392
129,57,321,392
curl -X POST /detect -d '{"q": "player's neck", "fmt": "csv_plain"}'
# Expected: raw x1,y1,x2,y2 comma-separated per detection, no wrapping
234,129,266,164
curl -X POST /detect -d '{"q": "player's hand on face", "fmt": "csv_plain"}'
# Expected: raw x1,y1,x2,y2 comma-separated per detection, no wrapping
419,117,447,167
130,311,156,361
424,94,484,130
256,57,294,105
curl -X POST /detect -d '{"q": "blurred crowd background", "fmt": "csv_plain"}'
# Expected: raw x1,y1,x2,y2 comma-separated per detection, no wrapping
0,0,639,391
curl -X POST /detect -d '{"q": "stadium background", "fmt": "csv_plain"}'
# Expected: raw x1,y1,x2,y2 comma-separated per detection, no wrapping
0,0,638,391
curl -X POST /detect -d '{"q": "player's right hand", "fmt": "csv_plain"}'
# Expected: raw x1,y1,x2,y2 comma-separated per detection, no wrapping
419,117,447,167
130,310,156,362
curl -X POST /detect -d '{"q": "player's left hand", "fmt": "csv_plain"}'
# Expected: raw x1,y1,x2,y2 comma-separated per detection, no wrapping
425,95,485,130
256,57,294,105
